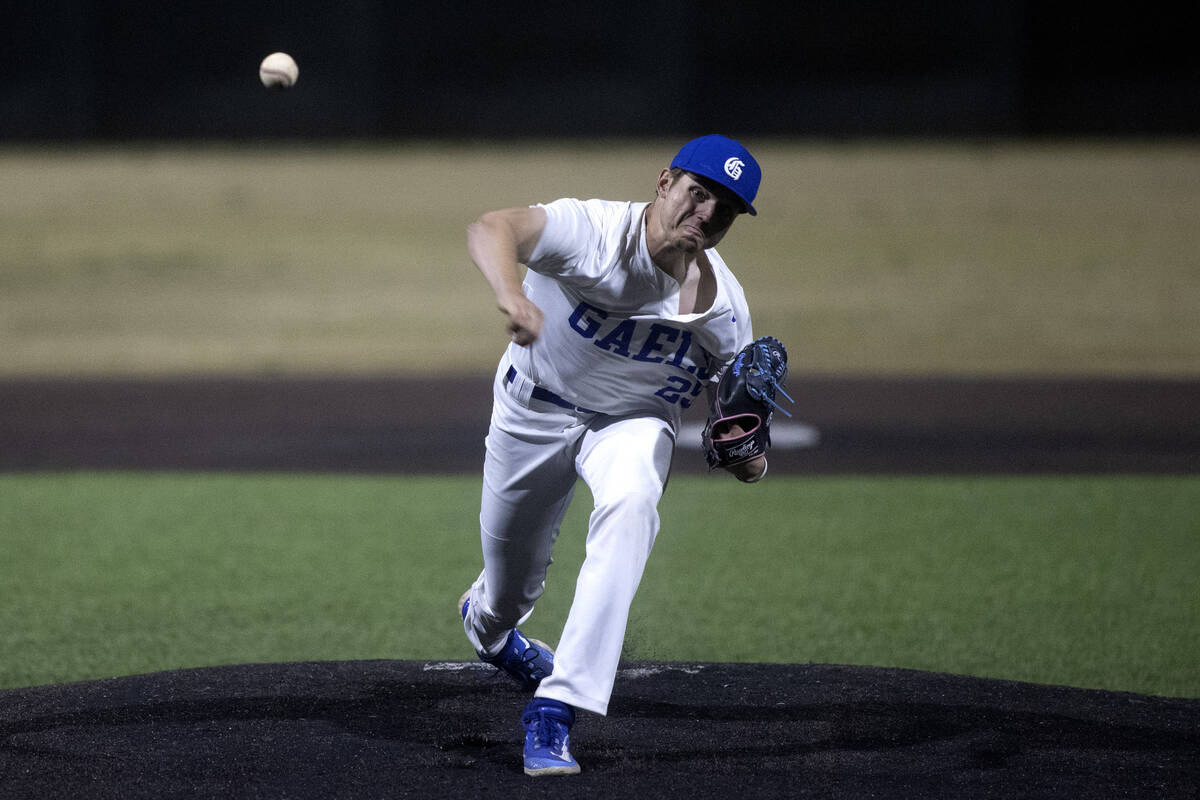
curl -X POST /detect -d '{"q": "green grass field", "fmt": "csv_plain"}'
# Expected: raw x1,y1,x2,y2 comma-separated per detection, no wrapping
2,142,1198,700
3,472,1197,697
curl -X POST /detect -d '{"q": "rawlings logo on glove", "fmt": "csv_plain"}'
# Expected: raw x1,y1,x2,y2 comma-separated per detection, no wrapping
702,336,793,475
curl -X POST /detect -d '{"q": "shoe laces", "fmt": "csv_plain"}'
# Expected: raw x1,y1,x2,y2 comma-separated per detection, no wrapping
518,642,548,680
524,709,568,751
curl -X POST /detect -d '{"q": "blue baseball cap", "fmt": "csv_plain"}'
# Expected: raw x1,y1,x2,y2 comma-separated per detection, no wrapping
670,134,761,215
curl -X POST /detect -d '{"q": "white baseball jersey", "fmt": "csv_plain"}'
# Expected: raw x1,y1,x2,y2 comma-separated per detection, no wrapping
504,197,754,425
464,194,758,716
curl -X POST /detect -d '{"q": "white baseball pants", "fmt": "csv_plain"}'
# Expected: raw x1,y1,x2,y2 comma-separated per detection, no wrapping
462,359,675,715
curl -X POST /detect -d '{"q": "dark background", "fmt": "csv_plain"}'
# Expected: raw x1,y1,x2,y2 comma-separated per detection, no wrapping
4,1,1198,141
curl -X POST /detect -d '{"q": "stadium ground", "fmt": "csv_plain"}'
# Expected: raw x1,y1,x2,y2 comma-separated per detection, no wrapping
3,659,1197,799
2,375,1198,474
1,376,1198,798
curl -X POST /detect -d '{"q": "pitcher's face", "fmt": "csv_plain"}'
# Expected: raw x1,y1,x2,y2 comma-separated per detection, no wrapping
654,170,742,252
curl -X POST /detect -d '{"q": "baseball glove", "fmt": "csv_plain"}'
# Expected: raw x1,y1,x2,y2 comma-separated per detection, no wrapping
702,336,793,471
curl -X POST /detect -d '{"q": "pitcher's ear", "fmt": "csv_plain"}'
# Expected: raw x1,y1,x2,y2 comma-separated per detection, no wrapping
656,168,675,198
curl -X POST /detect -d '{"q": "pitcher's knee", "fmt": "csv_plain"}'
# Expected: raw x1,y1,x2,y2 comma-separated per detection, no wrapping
590,492,661,545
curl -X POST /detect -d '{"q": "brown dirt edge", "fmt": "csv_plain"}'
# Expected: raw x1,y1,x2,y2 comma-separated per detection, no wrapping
2,375,1199,474
1,660,1197,799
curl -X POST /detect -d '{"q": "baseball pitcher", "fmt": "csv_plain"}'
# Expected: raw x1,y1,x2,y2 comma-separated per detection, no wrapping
458,134,790,776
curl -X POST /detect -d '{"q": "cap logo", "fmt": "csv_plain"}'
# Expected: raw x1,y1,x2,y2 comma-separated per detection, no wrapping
724,157,745,180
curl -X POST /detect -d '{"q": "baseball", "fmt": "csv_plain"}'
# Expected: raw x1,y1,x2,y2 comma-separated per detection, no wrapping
259,52,298,90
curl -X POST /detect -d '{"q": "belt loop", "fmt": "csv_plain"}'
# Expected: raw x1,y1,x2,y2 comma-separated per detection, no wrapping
504,364,536,405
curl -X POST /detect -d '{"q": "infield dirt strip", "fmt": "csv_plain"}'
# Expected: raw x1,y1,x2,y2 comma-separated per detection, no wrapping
1,376,1198,799
2,375,1198,474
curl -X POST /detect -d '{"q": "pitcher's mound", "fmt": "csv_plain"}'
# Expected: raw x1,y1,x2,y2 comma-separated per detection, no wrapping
2,660,1197,799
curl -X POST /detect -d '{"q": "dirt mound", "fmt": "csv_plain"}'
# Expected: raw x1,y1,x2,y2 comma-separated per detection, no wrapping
2,660,1196,799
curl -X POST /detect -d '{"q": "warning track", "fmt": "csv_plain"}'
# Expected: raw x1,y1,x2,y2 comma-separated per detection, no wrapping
2,375,1198,474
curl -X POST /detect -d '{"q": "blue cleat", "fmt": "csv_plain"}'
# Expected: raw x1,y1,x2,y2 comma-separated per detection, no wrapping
459,592,554,690
521,698,580,776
